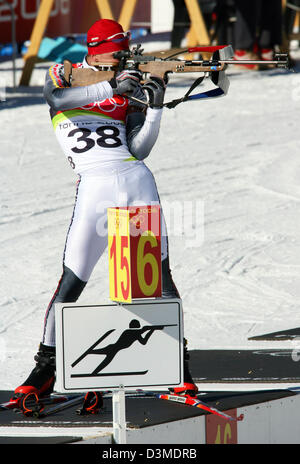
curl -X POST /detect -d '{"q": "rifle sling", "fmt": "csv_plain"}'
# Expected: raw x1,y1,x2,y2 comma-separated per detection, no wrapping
164,75,205,109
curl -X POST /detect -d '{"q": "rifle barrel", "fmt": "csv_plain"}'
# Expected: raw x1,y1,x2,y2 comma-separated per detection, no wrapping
142,324,177,331
222,60,287,66
186,58,288,67
181,58,289,70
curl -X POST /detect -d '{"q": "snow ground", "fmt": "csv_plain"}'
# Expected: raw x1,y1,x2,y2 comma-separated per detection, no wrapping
1,48,300,390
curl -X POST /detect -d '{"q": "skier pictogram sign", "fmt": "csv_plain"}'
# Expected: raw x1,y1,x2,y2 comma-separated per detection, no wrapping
55,299,183,392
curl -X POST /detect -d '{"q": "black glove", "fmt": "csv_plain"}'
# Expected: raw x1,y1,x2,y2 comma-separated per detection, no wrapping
142,76,166,108
109,69,143,96
128,84,148,110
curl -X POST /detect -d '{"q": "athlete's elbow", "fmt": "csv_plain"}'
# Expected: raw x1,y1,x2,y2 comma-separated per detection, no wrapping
43,88,66,112
49,96,68,112
47,99,60,112
127,137,152,160
130,150,150,161
43,92,58,112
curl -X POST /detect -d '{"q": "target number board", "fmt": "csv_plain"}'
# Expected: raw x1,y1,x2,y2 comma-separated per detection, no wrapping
108,206,162,303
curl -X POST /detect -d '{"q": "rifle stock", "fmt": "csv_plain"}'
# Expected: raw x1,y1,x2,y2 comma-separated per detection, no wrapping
64,60,115,87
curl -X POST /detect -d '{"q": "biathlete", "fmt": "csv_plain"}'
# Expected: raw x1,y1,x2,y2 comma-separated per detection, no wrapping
14,19,198,398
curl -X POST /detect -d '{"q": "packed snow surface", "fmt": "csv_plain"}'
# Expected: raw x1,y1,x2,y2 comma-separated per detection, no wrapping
0,49,300,389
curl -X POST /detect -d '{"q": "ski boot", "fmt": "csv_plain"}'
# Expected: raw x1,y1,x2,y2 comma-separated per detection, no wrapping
171,382,199,397
14,343,56,398
169,338,198,398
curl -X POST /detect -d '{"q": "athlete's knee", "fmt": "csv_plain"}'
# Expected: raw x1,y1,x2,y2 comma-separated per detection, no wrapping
55,265,87,303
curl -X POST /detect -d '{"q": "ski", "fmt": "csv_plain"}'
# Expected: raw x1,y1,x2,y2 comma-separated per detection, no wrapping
0,396,21,411
36,394,86,418
0,390,130,417
38,391,152,418
0,392,82,414
156,393,238,421
35,391,104,418
1,390,110,418
19,392,107,418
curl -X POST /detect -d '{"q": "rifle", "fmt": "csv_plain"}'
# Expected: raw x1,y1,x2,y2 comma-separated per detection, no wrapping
141,324,177,333
63,45,290,109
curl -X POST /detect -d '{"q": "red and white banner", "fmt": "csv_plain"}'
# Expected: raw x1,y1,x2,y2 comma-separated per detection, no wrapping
0,0,151,44
0,0,71,44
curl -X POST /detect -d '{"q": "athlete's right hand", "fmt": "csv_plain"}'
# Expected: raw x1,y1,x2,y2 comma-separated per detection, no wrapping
109,70,143,96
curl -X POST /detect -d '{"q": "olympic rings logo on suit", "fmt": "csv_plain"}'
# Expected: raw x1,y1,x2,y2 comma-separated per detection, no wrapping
79,97,127,113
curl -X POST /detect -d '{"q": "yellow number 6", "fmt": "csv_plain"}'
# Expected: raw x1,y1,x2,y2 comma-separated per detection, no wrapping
137,230,159,296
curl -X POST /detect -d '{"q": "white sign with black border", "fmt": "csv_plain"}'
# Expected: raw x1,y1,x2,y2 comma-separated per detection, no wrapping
55,299,183,392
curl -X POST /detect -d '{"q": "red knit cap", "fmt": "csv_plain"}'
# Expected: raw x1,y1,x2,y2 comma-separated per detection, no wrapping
87,19,130,55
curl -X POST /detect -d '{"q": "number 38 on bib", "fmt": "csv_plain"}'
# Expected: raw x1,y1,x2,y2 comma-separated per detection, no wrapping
108,206,162,303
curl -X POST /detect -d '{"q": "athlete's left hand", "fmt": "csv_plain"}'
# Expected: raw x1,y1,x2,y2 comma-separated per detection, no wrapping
128,84,148,110
142,76,166,109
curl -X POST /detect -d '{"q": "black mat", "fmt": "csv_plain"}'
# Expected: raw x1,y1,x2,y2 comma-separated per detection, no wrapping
0,391,208,429
0,388,296,431
189,349,300,382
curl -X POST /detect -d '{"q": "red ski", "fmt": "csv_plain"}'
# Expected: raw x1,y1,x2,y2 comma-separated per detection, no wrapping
157,393,242,421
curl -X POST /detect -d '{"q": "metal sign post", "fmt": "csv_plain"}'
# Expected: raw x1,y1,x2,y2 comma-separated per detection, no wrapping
112,385,127,444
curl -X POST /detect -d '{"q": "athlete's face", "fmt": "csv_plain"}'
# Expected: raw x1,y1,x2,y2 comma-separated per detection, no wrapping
87,52,120,66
